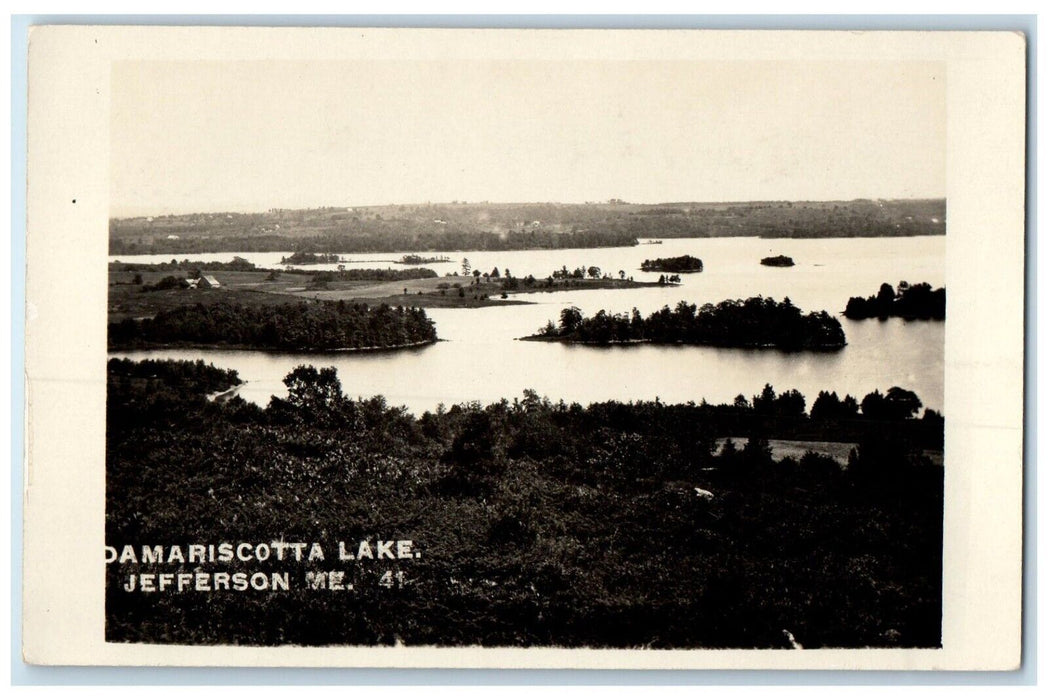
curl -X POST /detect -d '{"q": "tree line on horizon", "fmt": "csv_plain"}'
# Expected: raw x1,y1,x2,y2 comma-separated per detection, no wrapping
109,256,261,273
109,229,641,256
108,199,945,256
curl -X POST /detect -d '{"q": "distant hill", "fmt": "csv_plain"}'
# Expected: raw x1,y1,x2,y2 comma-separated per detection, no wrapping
109,199,946,255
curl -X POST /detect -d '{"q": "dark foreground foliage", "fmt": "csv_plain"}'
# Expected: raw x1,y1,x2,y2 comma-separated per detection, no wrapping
106,361,943,649
844,282,946,320
108,301,437,351
532,297,846,350
107,358,241,397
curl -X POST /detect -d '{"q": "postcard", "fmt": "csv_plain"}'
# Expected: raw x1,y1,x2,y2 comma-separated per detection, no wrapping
22,26,1026,669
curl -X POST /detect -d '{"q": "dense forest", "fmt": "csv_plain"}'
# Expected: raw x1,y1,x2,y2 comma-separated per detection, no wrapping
108,199,945,255
106,358,241,396
844,282,946,320
760,255,795,267
106,359,943,648
108,301,438,351
529,297,847,350
640,255,704,273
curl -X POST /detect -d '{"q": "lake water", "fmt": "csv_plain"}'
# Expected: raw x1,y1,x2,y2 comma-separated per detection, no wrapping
109,236,945,415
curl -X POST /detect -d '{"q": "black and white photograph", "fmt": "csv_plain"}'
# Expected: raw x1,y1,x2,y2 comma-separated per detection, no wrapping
22,26,1026,669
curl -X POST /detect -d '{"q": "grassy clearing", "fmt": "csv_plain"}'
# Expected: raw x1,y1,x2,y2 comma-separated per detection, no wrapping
109,269,666,320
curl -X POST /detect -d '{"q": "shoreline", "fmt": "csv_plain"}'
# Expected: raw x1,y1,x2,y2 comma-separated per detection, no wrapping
289,278,670,309
109,231,947,258
207,382,246,403
517,335,846,351
508,280,670,295
109,338,440,355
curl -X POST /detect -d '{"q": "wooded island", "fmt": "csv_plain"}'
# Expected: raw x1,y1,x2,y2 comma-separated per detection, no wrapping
524,297,847,350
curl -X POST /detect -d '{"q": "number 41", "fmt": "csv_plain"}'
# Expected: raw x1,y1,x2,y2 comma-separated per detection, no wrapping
379,570,407,589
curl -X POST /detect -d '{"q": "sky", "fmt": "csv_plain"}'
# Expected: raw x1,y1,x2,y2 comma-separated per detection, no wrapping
110,59,946,217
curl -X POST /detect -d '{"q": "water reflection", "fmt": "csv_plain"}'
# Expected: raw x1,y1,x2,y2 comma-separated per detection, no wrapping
110,237,945,415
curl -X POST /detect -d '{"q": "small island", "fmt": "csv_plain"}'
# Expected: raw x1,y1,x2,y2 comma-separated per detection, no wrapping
844,282,946,320
760,255,795,267
640,255,704,273
522,296,846,350
108,300,438,352
280,252,342,265
399,254,452,265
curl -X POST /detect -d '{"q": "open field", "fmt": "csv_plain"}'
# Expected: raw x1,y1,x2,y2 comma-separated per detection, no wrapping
716,438,944,468
108,269,665,321
109,284,303,323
